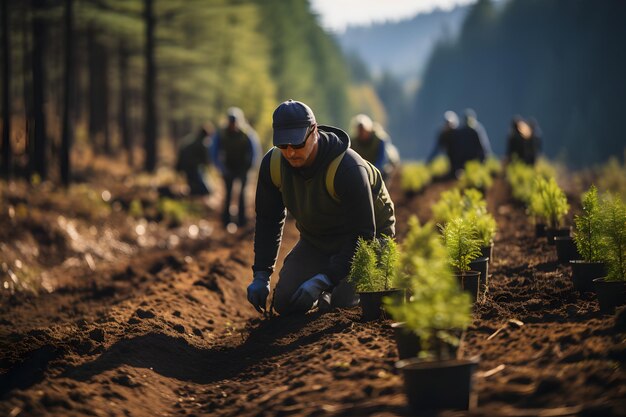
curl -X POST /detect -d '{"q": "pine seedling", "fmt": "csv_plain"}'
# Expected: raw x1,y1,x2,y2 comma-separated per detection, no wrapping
599,193,626,281
401,162,432,193
385,216,472,359
349,236,399,291
378,235,399,290
468,211,497,247
442,217,482,273
459,160,493,190
529,177,569,228
348,237,381,292
573,185,604,262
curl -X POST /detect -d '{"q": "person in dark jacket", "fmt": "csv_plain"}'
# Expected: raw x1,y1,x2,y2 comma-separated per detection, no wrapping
211,107,260,228
175,126,212,196
448,108,493,177
427,110,459,176
247,100,396,315
505,116,541,165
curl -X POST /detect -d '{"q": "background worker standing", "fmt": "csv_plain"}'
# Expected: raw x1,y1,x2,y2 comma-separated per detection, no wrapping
211,107,260,228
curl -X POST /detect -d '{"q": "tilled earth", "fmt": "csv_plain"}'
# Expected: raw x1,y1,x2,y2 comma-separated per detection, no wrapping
1,172,625,417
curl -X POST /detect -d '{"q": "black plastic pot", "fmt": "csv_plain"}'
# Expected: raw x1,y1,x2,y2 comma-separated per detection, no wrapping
396,357,479,412
570,260,607,293
535,223,547,238
359,289,404,321
480,242,494,265
469,257,489,301
554,236,580,264
391,323,461,360
545,226,571,245
391,322,422,360
455,271,481,302
593,278,626,314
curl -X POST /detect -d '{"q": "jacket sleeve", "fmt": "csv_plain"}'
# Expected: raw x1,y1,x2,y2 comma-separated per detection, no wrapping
321,162,376,285
210,133,224,173
252,152,287,275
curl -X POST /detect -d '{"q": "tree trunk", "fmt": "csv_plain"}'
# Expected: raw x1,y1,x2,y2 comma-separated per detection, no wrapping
143,0,156,172
1,0,11,179
60,0,73,186
22,0,34,180
31,0,47,181
118,39,132,167
87,27,110,154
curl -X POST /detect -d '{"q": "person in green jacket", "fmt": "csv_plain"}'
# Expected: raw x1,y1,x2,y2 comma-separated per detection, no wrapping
350,114,399,183
211,107,260,228
247,100,396,315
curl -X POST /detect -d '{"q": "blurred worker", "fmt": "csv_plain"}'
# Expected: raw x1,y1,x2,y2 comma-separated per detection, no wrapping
448,108,492,177
175,125,213,196
211,107,260,228
247,100,396,315
505,116,541,165
350,114,398,183
427,110,459,177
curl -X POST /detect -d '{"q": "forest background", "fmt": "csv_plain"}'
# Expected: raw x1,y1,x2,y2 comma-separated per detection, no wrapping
1,0,625,184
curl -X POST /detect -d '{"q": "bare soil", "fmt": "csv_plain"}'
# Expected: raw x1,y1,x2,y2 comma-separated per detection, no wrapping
1,167,625,417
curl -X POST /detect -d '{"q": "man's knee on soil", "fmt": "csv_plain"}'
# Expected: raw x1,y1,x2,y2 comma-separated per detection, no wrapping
273,285,315,315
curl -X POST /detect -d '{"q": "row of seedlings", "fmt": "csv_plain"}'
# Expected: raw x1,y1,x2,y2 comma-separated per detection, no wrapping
347,217,478,412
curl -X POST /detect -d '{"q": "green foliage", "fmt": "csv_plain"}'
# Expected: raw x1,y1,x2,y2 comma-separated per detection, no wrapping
428,155,451,178
158,198,199,226
348,236,399,292
442,217,482,272
467,211,497,247
597,156,626,198
598,194,626,281
506,160,536,204
401,162,432,193
458,160,493,190
529,177,569,228
484,155,502,177
573,185,604,262
129,199,144,219
386,216,472,358
432,187,487,224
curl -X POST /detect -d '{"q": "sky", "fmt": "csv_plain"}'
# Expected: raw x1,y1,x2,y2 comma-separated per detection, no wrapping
309,0,477,32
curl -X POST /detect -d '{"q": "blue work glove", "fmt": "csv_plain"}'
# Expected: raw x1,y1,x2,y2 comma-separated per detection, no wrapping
289,273,333,313
247,271,270,314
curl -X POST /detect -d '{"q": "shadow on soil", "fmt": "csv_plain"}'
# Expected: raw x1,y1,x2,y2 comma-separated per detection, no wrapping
62,311,353,385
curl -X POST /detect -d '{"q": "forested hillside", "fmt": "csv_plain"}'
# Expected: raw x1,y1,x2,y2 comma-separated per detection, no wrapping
1,0,352,180
338,5,468,82
413,0,626,166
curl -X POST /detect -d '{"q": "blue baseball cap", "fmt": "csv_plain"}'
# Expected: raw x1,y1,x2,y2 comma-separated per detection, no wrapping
272,100,316,147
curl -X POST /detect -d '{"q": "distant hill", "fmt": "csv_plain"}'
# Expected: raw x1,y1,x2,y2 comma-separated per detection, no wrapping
336,6,469,83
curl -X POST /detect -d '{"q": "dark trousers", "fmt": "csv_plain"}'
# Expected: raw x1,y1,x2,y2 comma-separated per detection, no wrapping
273,239,357,314
222,173,248,226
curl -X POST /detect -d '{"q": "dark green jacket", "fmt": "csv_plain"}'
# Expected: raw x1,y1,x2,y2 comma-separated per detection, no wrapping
253,125,395,284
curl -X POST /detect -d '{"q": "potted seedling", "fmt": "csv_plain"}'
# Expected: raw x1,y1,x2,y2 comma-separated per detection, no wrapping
570,185,606,292
593,193,626,314
401,162,432,197
428,155,451,181
442,217,482,302
348,236,403,321
529,177,570,244
389,217,447,359
467,211,496,298
458,160,493,192
386,217,477,412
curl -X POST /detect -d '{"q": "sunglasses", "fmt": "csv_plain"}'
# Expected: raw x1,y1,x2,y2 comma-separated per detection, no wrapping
276,125,315,150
